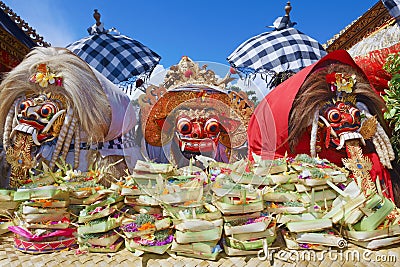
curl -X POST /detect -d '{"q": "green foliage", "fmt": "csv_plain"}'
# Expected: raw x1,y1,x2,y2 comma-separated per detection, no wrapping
294,154,318,164
383,53,400,161
154,229,171,241
135,213,155,227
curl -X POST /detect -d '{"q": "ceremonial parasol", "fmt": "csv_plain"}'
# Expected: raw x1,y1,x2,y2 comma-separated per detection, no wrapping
227,1,326,89
66,9,161,93
382,0,400,26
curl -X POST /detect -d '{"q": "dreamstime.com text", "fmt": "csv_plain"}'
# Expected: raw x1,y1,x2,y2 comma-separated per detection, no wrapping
257,241,397,263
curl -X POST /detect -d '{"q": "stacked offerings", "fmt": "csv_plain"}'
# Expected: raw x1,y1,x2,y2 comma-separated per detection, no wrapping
210,173,270,255
123,160,175,215
273,155,348,249
166,203,223,260
77,189,124,253
223,213,276,256
9,186,76,253
0,189,19,235
122,213,173,254
324,178,400,249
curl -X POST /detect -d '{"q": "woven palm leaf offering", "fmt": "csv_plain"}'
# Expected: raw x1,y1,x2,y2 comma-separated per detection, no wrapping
33,159,125,253
265,154,349,215
164,203,223,260
251,154,350,250
122,160,177,214
48,161,109,223
122,213,173,255
210,171,272,255
223,213,277,256
323,146,400,249
130,159,205,208
211,177,264,216
290,154,349,186
10,183,75,254
76,190,124,253
0,189,20,235
279,210,345,250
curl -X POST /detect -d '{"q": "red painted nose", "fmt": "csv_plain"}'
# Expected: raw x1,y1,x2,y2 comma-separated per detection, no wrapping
341,112,354,124
190,123,204,138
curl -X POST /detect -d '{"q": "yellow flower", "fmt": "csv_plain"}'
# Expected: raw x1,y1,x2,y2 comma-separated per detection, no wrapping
335,73,356,93
35,72,44,82
30,64,62,88
39,77,49,88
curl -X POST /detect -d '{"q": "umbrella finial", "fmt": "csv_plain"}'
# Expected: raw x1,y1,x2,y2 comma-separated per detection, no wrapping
87,9,106,34
269,1,296,30
93,9,101,26
285,1,292,17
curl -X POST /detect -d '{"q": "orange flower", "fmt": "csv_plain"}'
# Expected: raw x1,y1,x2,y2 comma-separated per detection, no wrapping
138,222,155,231
43,200,52,207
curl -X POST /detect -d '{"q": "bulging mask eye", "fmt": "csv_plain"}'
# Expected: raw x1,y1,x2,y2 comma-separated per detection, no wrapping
39,103,56,118
177,117,191,135
326,108,341,123
19,100,34,116
204,119,220,134
349,106,360,121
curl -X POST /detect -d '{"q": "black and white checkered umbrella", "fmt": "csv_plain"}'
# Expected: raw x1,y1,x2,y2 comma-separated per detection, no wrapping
228,27,326,75
66,10,161,92
382,0,400,25
67,33,161,84
227,6,326,87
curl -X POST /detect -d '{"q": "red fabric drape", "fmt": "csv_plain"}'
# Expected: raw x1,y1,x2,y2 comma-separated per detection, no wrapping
354,43,400,93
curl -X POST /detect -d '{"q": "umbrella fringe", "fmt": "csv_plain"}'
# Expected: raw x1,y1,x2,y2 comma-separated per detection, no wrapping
118,71,156,95
233,67,295,89
267,70,296,89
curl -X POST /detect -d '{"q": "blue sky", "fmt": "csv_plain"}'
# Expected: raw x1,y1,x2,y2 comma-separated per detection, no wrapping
4,0,379,68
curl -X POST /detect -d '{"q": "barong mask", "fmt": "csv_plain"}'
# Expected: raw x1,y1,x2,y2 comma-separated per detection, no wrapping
140,56,253,164
248,50,396,200
14,93,66,146
0,47,136,188
318,73,364,150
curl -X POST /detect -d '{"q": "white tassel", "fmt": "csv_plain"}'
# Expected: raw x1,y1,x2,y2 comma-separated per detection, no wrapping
74,124,80,169
376,123,395,161
3,98,20,149
373,133,391,169
310,109,319,158
49,108,73,169
60,116,77,163
361,107,394,169
364,112,394,169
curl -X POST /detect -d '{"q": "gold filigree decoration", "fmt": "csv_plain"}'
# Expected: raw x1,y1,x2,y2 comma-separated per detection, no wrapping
359,115,377,140
6,132,35,188
326,72,356,93
163,56,235,90
330,94,357,106
342,145,376,197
